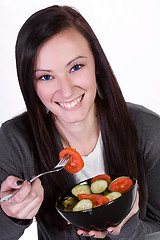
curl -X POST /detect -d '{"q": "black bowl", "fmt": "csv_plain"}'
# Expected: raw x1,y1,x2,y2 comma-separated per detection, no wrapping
56,175,137,231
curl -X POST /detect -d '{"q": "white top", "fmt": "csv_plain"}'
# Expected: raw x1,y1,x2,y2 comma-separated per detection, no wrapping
74,133,105,183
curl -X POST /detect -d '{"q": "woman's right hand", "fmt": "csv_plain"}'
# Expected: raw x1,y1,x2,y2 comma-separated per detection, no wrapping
0,176,44,219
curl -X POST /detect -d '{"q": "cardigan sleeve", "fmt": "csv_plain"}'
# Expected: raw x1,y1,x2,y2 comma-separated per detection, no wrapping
106,104,160,240
0,116,34,239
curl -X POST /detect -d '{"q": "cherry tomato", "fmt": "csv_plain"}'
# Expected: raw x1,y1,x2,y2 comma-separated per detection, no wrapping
78,194,109,208
59,147,84,173
109,176,134,194
91,174,111,185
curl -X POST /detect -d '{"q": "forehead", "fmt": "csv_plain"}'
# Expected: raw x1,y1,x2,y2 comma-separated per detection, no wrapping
34,28,93,68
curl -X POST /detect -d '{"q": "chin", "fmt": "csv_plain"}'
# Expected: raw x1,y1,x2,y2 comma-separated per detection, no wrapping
61,114,87,124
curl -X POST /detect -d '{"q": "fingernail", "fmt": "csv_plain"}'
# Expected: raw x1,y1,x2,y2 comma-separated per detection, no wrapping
16,180,23,186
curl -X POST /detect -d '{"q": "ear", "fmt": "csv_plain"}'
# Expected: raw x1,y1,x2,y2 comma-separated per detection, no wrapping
97,86,103,99
96,75,103,100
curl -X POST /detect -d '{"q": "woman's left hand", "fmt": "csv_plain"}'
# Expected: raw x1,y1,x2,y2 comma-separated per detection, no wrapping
77,191,139,238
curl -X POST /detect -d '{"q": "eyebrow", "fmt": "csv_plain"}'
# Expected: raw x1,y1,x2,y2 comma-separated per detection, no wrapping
34,56,87,73
66,56,87,67
34,69,52,73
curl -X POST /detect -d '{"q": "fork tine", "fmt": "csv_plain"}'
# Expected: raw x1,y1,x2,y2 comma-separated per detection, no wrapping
56,154,70,167
61,154,70,165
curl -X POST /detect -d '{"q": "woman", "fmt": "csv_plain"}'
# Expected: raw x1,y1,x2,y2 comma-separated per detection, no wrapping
0,5,160,240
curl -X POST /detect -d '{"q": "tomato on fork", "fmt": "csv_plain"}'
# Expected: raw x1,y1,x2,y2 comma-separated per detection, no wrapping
59,147,84,173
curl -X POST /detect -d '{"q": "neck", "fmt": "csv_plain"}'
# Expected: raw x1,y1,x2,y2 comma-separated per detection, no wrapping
55,109,99,156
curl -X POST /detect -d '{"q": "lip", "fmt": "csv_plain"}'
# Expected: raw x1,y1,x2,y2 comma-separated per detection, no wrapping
55,94,85,110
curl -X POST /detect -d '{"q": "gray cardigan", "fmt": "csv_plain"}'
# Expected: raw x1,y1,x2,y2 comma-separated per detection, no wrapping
0,103,160,240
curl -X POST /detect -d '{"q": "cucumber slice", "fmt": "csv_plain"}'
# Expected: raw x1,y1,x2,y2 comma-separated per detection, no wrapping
91,179,108,194
72,199,93,211
105,191,122,202
71,184,91,197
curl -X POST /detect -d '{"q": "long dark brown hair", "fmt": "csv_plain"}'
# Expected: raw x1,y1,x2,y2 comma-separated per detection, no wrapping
15,5,146,233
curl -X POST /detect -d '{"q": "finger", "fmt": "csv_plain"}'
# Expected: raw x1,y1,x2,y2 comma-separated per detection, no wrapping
77,230,90,236
24,195,43,219
21,180,44,219
12,178,42,205
10,180,31,204
134,191,139,209
88,230,108,238
12,194,43,219
77,229,108,238
1,176,24,191
107,227,120,235
16,178,44,218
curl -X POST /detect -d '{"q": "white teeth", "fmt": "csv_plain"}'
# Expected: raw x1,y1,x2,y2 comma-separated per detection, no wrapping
59,95,83,109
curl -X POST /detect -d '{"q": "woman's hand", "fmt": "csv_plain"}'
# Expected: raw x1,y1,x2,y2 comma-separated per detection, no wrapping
0,176,44,219
77,191,139,238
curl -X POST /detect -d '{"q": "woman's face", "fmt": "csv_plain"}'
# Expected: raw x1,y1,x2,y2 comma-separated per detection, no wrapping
34,28,97,126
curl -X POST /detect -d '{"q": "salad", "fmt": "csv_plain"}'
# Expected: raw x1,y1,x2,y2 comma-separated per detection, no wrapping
62,174,134,211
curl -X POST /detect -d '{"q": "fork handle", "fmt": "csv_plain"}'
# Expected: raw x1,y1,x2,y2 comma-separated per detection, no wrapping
29,166,63,183
0,189,19,203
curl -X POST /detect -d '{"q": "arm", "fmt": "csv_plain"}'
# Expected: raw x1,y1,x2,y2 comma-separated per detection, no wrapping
0,116,43,239
105,105,160,240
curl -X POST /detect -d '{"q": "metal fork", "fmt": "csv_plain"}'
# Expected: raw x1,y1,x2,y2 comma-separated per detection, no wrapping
0,154,71,203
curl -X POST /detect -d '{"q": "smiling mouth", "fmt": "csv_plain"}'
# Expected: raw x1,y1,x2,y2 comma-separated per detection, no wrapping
57,94,84,109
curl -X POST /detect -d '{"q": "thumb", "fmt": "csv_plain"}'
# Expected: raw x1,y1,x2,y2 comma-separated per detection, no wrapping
107,226,121,235
1,176,24,192
107,228,114,234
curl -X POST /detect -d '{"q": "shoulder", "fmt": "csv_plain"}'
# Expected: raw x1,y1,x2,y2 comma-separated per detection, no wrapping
127,102,160,122
1,112,29,138
0,113,35,180
0,112,32,156
127,102,160,141
127,102,160,171
127,102,160,133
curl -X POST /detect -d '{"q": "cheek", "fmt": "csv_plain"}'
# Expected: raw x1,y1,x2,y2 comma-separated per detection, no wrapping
35,84,52,102
80,70,97,89
86,73,97,92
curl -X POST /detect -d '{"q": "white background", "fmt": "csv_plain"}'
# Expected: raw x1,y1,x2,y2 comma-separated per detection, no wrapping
0,0,160,239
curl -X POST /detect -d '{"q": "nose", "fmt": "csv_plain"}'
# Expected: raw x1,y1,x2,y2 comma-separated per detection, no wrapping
58,74,73,98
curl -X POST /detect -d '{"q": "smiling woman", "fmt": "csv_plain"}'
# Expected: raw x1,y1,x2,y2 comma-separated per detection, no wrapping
0,4,160,240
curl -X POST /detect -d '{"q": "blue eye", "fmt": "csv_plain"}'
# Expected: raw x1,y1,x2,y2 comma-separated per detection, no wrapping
71,64,82,72
41,75,52,81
